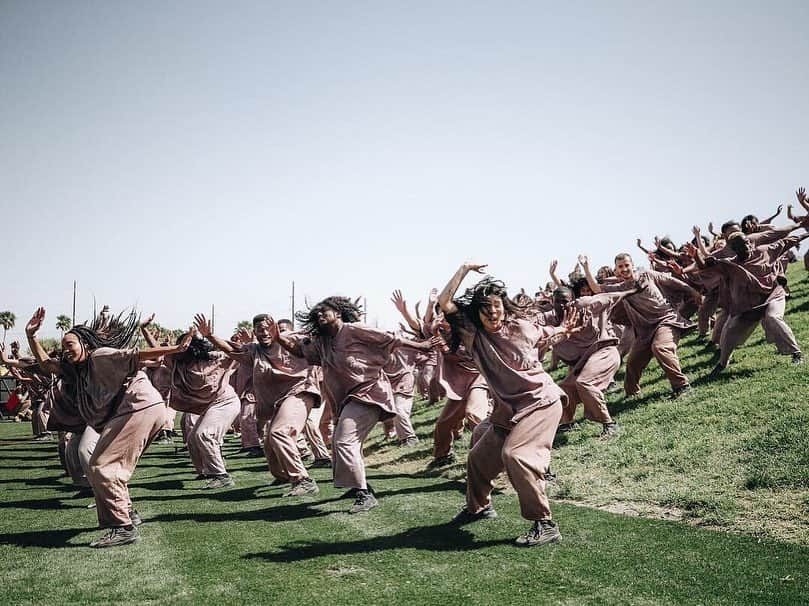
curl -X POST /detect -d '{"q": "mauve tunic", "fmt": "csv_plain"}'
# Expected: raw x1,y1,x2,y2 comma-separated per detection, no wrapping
600,270,696,347
228,340,321,419
383,346,419,397
698,240,797,316
60,348,164,432
545,294,622,370
301,323,401,418
164,351,237,415
449,313,565,430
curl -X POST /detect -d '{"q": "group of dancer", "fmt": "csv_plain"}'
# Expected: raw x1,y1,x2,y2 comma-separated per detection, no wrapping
3,187,808,550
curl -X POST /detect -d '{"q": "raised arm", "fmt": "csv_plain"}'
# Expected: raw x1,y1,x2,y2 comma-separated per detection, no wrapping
708,222,719,238
578,254,602,294
636,239,653,256
139,313,160,348
390,290,421,333
438,262,488,315
692,225,709,257
548,259,561,287
396,335,443,352
422,288,438,326
762,204,783,225
24,308,61,374
796,187,809,213
194,313,235,355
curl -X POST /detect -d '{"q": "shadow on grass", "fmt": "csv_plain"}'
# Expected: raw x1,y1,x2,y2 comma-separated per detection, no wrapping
245,522,508,563
0,527,96,549
149,495,346,525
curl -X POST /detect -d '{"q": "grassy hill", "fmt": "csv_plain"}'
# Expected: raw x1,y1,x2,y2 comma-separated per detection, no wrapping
1,262,807,605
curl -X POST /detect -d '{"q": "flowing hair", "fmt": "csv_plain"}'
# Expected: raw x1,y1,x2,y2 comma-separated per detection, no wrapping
66,308,140,354
296,296,363,336
447,276,529,351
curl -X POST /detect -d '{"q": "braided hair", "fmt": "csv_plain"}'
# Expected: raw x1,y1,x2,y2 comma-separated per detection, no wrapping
66,308,140,355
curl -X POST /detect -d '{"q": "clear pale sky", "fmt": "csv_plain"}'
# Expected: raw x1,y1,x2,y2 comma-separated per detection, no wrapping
2,1,807,341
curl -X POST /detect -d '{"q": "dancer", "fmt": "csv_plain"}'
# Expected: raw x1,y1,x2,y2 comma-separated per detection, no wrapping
195,314,322,496
268,297,438,513
439,263,583,546
141,319,240,489
25,307,191,548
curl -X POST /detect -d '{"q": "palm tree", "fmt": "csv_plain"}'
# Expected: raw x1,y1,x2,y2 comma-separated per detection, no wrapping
236,320,252,333
0,311,15,344
56,314,72,336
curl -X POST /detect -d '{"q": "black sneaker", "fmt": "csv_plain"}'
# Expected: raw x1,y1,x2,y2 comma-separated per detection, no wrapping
400,437,420,447
129,509,143,527
348,490,378,514
89,526,140,548
153,430,173,445
450,504,497,525
600,422,619,440
556,422,580,434
427,453,456,468
243,446,264,458
670,384,693,400
309,458,332,469
792,352,804,365
514,519,561,547
283,478,319,497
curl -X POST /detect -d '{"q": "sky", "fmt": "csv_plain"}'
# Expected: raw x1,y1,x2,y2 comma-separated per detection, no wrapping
2,1,808,342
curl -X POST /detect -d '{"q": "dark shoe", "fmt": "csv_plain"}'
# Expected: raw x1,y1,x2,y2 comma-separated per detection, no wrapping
427,453,457,468
309,458,332,469
792,352,804,365
600,422,619,440
606,381,622,394
243,446,264,458
348,490,378,514
514,519,561,547
129,509,143,527
400,437,420,447
203,474,235,489
89,526,140,548
153,430,173,445
284,478,319,497
194,473,210,481
450,504,497,525
32,433,53,442
670,384,693,400
268,477,288,487
556,422,580,434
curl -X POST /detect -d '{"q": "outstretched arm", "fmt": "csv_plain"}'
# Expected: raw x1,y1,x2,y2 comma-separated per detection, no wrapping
422,288,438,326
0,344,36,370
438,262,488,315
692,226,709,257
194,313,235,355
138,329,193,362
578,255,602,294
263,317,304,357
24,308,61,374
796,187,809,213
636,239,653,256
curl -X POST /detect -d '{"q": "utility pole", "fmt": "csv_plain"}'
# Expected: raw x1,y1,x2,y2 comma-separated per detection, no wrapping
211,304,215,334
291,281,295,322
363,297,368,323
72,281,76,326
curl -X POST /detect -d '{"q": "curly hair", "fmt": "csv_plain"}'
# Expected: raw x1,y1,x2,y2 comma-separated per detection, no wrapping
296,296,363,336
173,334,213,364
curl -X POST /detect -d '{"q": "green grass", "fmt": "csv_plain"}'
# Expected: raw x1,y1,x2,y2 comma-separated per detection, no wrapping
1,263,808,605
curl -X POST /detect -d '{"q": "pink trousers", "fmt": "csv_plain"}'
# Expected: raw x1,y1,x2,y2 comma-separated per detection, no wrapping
263,393,316,483
187,395,240,476
719,298,800,366
87,405,164,528
559,346,619,425
432,388,489,458
466,401,562,520
332,399,383,490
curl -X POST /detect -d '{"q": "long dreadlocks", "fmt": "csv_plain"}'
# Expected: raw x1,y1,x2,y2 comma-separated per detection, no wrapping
296,296,363,336
66,308,140,354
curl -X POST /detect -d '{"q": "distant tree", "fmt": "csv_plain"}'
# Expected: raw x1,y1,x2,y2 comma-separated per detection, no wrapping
0,311,15,344
56,314,72,336
236,320,252,333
